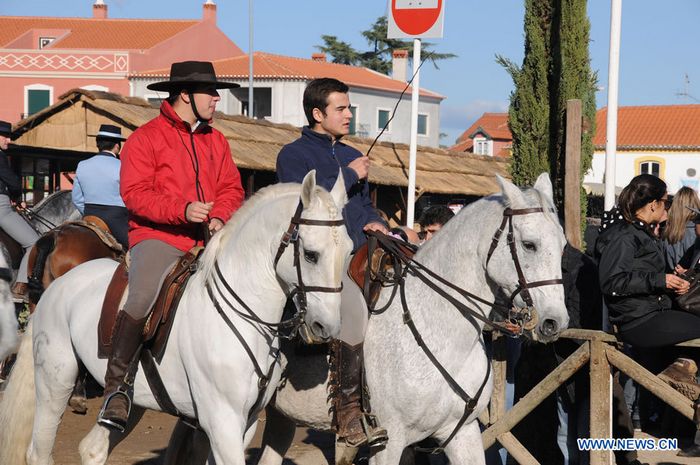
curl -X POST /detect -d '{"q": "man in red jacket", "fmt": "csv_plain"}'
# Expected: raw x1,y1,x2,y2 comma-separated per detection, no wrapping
98,61,245,432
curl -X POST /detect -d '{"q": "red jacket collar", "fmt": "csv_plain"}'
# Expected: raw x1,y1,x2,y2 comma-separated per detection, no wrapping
159,100,211,133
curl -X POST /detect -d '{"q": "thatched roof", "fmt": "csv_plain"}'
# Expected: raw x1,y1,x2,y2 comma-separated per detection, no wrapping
14,89,510,196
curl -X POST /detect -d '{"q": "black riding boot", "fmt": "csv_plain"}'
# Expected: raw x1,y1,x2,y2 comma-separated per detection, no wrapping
97,311,147,432
330,340,388,447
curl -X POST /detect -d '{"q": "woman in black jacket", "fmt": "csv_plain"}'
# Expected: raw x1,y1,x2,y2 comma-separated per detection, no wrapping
596,174,699,346
596,174,700,457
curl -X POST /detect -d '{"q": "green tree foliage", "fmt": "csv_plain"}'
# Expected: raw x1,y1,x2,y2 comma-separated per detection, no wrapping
316,17,456,76
499,0,597,224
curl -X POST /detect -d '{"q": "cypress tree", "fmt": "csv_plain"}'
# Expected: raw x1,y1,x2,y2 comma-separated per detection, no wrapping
497,0,554,186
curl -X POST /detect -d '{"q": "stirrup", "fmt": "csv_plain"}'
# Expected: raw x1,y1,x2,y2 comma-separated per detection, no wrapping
97,389,132,433
362,413,389,448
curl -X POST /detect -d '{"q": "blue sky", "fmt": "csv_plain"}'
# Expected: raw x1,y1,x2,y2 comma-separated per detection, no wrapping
2,0,699,145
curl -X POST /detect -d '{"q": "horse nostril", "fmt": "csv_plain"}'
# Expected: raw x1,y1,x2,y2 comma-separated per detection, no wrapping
312,321,327,339
541,318,559,337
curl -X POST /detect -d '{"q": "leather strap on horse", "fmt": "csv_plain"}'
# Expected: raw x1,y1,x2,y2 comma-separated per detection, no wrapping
0,267,12,282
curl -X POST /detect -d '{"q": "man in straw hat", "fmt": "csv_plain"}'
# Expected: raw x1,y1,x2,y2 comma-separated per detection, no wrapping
98,61,245,431
72,124,129,250
0,120,38,301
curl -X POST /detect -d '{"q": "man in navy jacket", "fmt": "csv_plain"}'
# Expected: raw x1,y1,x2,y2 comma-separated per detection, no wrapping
276,78,388,447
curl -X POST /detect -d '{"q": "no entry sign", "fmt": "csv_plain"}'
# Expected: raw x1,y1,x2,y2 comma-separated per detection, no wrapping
387,0,445,39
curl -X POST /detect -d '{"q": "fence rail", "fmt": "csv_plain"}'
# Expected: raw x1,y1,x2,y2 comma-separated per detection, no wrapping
480,328,699,465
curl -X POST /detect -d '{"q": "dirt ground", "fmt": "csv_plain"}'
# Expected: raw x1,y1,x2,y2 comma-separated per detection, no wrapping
0,392,696,464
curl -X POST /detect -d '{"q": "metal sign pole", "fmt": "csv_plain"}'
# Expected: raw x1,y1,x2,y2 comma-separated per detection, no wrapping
406,38,421,227
604,0,622,210
248,0,254,118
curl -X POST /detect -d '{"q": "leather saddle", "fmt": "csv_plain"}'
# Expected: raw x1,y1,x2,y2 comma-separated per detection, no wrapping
348,234,416,309
76,216,124,255
98,248,203,362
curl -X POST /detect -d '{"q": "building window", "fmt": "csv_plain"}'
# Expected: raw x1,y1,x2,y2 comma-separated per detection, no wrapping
349,106,358,135
473,137,493,156
377,109,391,133
38,37,55,49
417,114,428,136
640,161,660,177
24,84,53,117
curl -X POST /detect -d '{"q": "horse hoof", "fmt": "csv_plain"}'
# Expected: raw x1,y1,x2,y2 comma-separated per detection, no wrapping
69,394,88,415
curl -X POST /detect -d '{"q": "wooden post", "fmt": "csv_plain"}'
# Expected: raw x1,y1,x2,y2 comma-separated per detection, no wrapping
489,331,507,426
564,99,582,249
589,339,612,465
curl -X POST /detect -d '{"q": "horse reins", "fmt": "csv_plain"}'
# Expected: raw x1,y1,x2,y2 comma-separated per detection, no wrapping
363,206,563,454
204,200,345,424
15,203,57,232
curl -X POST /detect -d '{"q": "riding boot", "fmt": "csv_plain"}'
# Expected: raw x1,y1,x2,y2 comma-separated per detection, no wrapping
97,311,147,432
330,340,388,447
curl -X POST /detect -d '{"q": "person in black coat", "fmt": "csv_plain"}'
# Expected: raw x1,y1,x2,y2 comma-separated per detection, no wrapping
0,120,38,300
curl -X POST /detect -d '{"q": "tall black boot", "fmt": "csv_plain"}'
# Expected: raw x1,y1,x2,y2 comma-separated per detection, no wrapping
97,311,147,432
330,340,388,447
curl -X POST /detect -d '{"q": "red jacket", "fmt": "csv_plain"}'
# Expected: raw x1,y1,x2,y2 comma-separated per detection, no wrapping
120,101,244,252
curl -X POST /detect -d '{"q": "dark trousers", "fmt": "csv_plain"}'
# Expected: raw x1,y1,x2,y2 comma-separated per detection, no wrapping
84,204,129,251
619,310,700,348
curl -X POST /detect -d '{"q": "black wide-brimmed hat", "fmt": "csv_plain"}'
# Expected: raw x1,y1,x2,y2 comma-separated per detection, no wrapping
96,124,127,142
147,61,240,92
0,120,14,139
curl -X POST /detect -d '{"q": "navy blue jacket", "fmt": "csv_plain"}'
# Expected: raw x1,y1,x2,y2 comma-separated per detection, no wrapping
276,127,384,251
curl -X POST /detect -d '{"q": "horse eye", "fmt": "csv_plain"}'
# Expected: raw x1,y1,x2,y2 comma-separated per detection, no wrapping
304,249,319,264
522,241,537,252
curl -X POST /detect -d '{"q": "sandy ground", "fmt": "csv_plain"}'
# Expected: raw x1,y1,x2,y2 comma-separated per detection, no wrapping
0,391,696,464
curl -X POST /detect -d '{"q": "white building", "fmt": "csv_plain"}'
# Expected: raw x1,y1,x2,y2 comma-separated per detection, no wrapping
130,51,444,147
584,105,700,194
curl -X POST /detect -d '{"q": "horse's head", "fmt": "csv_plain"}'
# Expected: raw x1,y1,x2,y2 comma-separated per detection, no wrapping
275,170,352,344
0,242,18,360
486,173,569,342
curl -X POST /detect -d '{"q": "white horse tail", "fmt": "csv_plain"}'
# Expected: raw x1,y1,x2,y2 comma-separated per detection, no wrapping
0,321,35,465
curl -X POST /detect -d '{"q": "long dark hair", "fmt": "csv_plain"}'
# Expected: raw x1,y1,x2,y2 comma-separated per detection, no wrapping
617,174,667,223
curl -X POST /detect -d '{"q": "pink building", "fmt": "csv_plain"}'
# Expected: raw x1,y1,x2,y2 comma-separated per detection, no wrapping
0,0,243,122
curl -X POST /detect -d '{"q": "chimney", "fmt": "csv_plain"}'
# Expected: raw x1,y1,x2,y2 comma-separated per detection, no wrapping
93,0,108,19
203,0,217,24
392,50,408,82
311,53,327,62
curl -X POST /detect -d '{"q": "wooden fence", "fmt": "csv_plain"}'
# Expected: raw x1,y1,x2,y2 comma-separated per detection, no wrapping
480,328,700,465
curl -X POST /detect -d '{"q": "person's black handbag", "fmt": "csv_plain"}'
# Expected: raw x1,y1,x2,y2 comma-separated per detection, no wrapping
676,268,700,317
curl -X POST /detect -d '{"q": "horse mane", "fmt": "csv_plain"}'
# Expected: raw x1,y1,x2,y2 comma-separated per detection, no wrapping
32,190,70,213
197,182,302,280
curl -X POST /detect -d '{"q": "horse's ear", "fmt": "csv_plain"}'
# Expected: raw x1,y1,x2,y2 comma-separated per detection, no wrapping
496,175,526,208
300,170,317,208
330,169,348,209
533,172,554,202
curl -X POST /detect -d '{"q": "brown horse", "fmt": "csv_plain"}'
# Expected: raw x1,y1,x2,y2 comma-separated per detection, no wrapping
26,217,123,306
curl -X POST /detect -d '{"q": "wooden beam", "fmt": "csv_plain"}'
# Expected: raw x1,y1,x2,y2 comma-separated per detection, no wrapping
482,342,590,449
564,99,582,249
498,432,540,465
606,345,695,420
589,339,613,465
489,331,508,426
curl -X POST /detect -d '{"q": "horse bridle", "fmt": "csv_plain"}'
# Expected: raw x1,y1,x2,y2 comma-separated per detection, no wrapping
203,200,345,426
485,207,564,329
273,201,345,328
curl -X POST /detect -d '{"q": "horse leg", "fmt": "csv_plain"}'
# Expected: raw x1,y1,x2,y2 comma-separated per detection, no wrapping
78,406,145,465
163,418,211,465
442,421,486,465
68,361,88,415
257,404,296,465
26,331,79,465
200,409,247,465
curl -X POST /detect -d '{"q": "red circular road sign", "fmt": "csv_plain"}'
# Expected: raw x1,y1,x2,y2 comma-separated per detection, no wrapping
391,0,443,36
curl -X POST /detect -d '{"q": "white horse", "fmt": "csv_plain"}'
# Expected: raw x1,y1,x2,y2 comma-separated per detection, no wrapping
0,242,18,360
0,171,353,465
253,174,570,465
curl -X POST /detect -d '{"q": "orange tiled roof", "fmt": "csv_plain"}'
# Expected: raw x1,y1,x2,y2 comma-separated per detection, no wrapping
134,52,444,99
449,112,510,151
594,105,700,149
0,16,199,50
